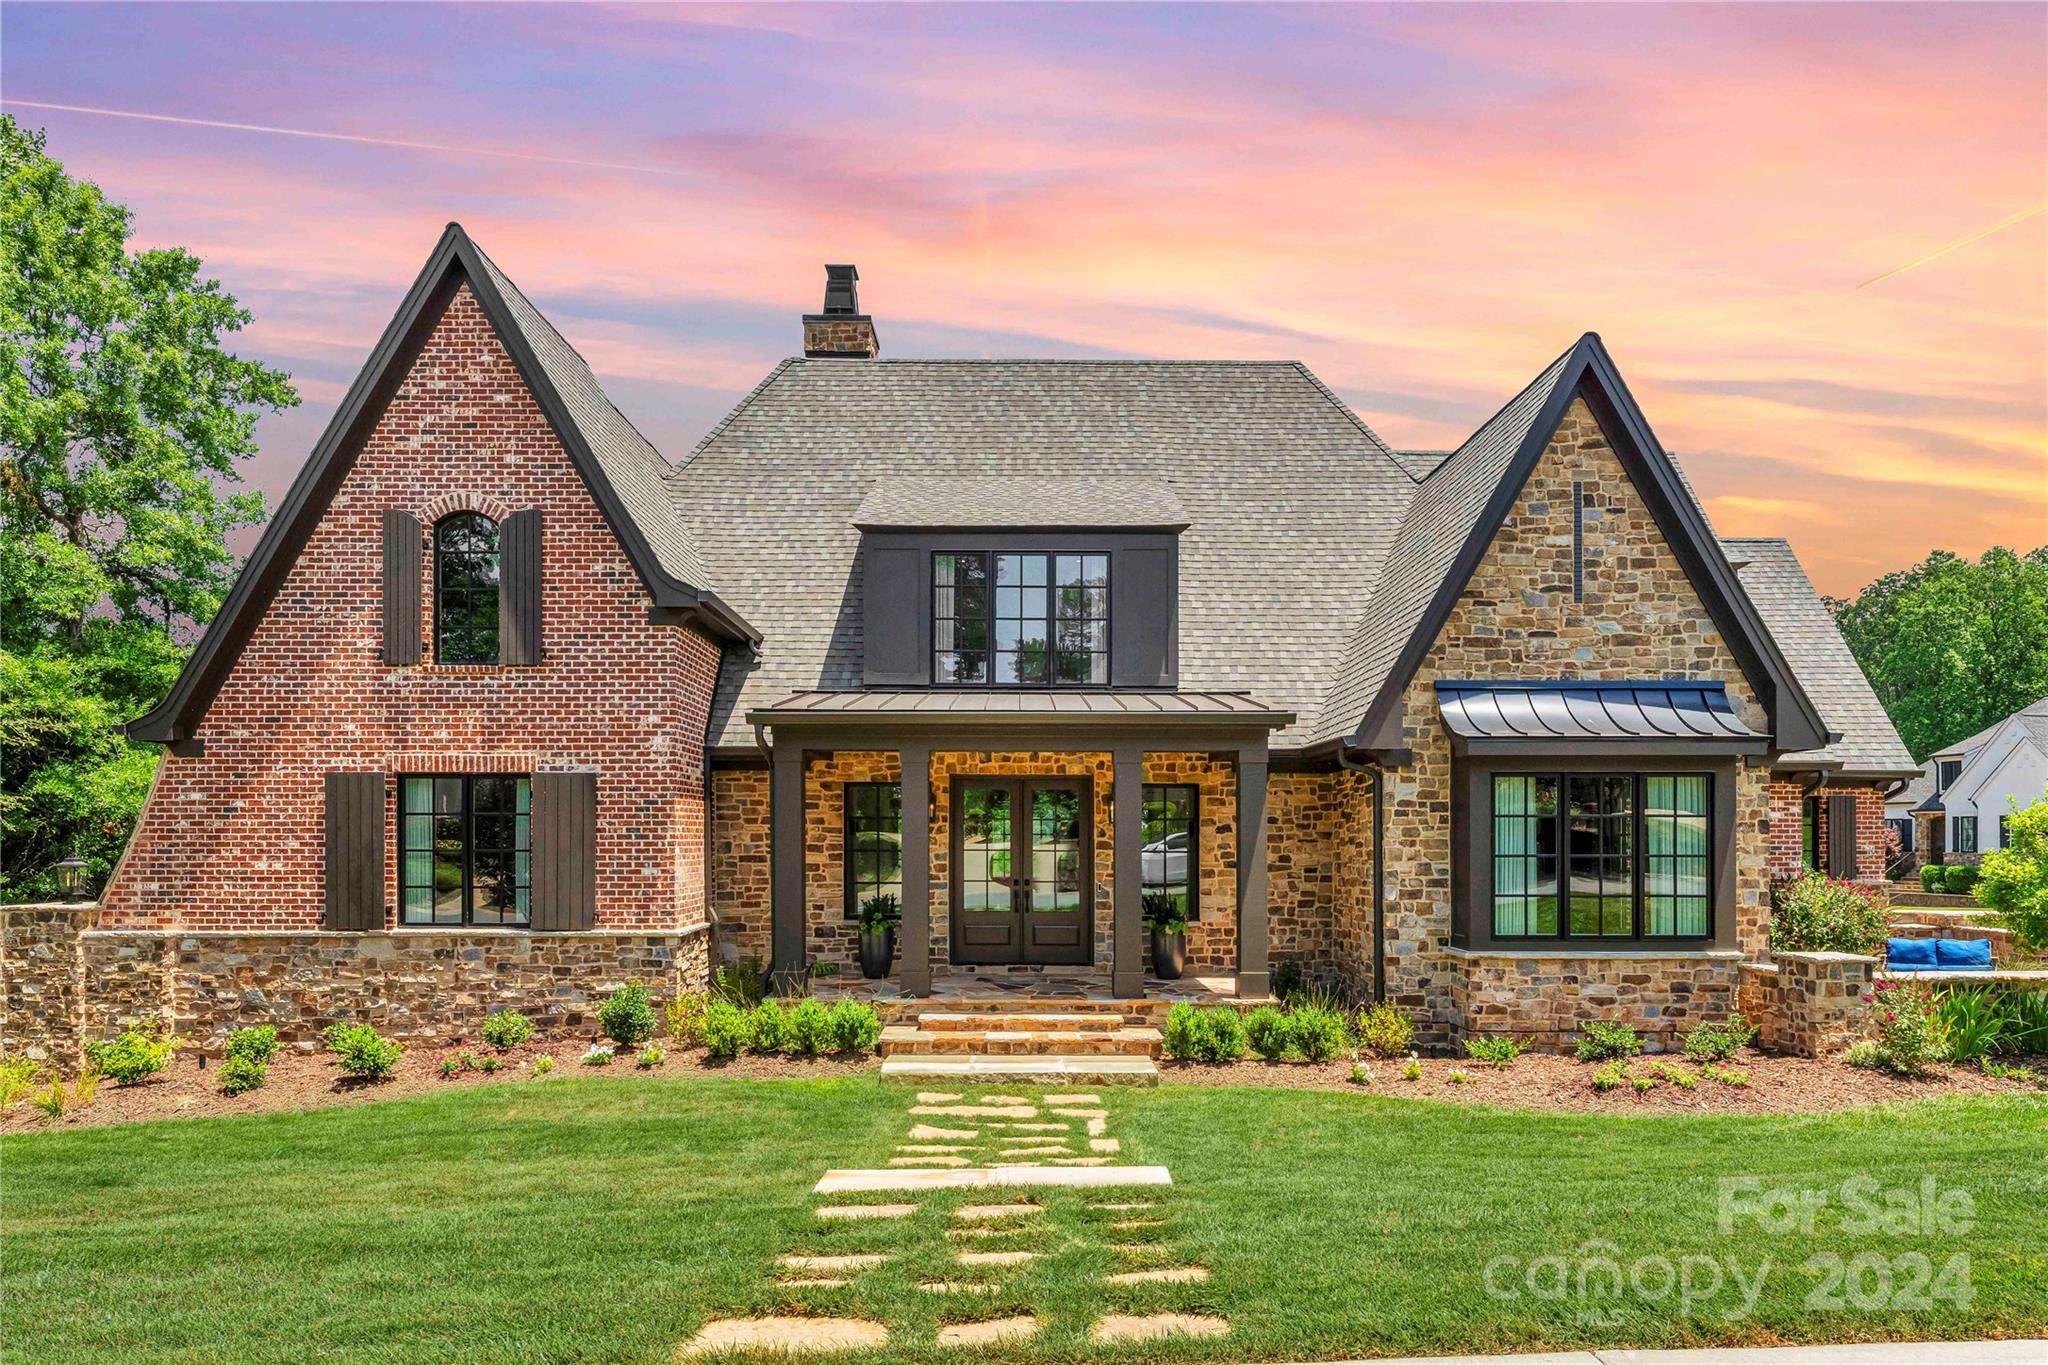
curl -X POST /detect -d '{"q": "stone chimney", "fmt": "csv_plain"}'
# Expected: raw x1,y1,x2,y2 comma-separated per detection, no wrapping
802,264,879,358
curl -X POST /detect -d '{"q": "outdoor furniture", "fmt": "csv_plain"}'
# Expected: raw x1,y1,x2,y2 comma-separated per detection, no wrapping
1885,936,1994,971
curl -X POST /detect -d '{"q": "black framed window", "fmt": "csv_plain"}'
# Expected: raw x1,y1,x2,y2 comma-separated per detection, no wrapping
400,775,530,926
1491,772,1710,941
1997,814,2009,849
1953,816,1977,854
1937,760,1961,791
933,551,1108,686
1801,794,1821,871
845,782,903,917
1140,784,1198,921
435,512,500,664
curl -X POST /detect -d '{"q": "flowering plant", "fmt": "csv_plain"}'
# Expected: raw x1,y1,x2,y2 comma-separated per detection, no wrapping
1856,977,1946,1075
1401,1052,1422,1081
581,1043,616,1067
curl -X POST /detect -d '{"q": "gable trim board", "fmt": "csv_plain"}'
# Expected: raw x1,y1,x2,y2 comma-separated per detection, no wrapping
1341,334,1832,762
127,223,757,745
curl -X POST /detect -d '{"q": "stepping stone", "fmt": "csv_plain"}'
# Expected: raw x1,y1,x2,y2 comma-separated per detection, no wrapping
1085,1116,1108,1136
1112,1218,1169,1230
1047,1093,1101,1105
918,1280,1001,1295
998,1145,1072,1157
815,1166,1173,1194
1091,1201,1156,1211
777,1276,848,1289
953,1203,1043,1221
910,1124,977,1140
1106,1265,1209,1285
978,1093,1029,1104
1112,1243,1157,1254
896,1144,969,1154
911,1105,1038,1119
816,1204,917,1221
959,1249,1038,1267
778,1254,891,1272
991,1122,1068,1131
1090,1313,1227,1343
890,1156,969,1168
1090,1138,1121,1154
917,1092,963,1102
681,1317,888,1355
1050,1157,1111,1166
938,1315,1037,1346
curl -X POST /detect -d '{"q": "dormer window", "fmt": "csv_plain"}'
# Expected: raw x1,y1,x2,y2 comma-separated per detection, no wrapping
435,512,500,664
934,551,1108,686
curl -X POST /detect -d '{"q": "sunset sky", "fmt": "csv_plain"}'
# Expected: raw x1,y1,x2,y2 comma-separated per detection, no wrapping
7,1,2044,596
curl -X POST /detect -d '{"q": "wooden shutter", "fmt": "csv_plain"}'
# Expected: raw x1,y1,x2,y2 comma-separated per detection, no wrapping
532,770,596,931
381,510,422,665
1826,793,1859,878
500,507,543,666
324,771,386,930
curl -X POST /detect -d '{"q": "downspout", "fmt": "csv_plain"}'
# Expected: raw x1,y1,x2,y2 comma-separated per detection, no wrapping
1336,746,1388,1004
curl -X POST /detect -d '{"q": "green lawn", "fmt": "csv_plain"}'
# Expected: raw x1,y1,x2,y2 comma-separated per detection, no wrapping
3,1078,2044,1362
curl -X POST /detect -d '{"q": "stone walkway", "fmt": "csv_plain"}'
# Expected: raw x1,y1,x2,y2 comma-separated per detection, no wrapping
679,1087,1225,1356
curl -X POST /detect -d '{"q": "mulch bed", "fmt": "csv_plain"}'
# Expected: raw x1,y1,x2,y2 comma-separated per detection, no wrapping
8,1038,2043,1133
1161,1049,2047,1113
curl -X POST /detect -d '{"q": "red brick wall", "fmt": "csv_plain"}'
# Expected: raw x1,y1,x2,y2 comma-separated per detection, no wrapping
102,286,722,932
1764,780,1889,884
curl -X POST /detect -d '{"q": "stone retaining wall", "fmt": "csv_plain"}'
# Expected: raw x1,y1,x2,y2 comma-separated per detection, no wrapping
1738,951,1874,1057
2,904,710,1066
1450,949,1743,1051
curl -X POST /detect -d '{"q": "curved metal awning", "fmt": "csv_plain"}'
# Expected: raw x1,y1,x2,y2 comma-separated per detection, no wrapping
1435,681,1767,754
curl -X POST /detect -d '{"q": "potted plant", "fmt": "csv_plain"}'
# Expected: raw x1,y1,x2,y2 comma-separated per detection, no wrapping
1143,891,1187,980
857,893,900,980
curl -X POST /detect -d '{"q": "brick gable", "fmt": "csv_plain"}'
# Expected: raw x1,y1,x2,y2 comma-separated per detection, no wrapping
103,286,721,931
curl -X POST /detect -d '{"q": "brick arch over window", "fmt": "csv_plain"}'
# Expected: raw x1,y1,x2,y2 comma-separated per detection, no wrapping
420,489,515,524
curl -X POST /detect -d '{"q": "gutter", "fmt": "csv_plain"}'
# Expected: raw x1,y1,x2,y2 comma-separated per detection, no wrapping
1336,744,1388,1004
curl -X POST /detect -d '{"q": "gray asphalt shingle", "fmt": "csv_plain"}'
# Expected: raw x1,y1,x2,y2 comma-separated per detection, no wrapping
853,477,1188,530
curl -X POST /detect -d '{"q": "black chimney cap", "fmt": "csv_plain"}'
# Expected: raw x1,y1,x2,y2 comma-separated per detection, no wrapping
821,264,860,315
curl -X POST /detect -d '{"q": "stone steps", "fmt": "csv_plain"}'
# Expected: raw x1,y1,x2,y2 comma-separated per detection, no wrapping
878,1054,1160,1086
880,1024,1162,1058
920,1010,1117,1032
1887,905,1995,922
1888,890,1980,908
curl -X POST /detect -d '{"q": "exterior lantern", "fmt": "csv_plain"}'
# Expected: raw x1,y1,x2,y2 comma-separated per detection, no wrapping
54,858,90,902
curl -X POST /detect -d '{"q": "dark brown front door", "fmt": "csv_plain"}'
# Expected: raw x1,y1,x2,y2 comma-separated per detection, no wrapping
951,778,1091,966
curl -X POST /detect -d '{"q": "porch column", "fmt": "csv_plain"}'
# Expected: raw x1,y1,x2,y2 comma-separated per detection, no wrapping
1112,742,1146,998
1236,737,1271,999
897,742,933,996
769,739,807,993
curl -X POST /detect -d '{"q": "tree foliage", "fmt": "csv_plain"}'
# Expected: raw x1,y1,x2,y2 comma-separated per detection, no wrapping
1976,795,2048,953
1827,546,2048,761
1,116,296,900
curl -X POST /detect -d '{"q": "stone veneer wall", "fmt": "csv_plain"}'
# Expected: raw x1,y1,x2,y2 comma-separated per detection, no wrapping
1383,399,1774,1043
1452,950,1742,1051
712,767,772,969
1269,771,1342,976
1,904,710,1066
1738,952,1873,1057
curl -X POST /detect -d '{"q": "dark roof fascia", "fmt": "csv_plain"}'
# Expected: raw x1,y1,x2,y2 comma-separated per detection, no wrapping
1350,335,1832,755
127,225,755,743
853,520,1190,535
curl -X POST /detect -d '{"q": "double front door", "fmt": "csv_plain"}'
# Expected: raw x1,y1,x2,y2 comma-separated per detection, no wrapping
951,778,1092,965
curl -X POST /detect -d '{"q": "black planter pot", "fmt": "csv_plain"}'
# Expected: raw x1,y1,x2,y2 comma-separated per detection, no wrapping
1150,926,1186,980
858,927,896,980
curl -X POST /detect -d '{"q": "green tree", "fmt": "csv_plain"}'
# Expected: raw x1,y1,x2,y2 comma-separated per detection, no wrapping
1976,794,2048,952
1828,546,2048,760
1,116,297,900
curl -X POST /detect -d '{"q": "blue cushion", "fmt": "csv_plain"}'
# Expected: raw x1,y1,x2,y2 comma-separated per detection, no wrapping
1887,937,1937,969
1935,937,1993,969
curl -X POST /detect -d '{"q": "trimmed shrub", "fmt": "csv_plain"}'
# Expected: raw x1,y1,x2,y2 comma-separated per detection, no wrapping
1574,1018,1643,1063
1919,864,1945,893
480,1011,535,1051
1768,872,1888,956
1463,1036,1527,1069
785,998,833,1056
1943,863,1980,896
1290,1005,1349,1062
323,1023,402,1081
1162,1004,1248,1063
598,983,658,1048
223,1025,279,1067
84,1017,180,1086
827,1000,883,1054
219,1055,268,1095
1681,1014,1757,1063
702,1001,749,1059
1354,1002,1414,1059
666,994,708,1047
749,1000,791,1054
1244,1006,1292,1060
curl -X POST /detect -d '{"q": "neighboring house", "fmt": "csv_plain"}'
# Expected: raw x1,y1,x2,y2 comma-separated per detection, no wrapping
79,224,1918,1048
1899,698,2048,864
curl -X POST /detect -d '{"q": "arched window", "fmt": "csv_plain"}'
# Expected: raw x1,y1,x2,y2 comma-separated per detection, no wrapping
435,512,500,664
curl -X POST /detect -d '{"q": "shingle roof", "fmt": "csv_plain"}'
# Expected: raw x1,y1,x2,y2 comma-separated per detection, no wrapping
852,477,1188,531
673,359,1416,749
1930,696,2048,759
1724,538,1917,776
1315,343,1579,745
470,246,712,589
